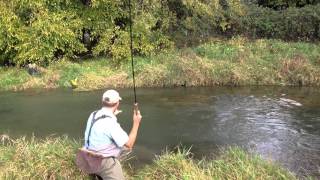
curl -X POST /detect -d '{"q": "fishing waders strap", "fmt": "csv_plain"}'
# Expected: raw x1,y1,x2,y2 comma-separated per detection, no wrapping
86,111,111,147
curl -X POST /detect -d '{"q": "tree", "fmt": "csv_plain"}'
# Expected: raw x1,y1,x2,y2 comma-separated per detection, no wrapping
257,0,319,9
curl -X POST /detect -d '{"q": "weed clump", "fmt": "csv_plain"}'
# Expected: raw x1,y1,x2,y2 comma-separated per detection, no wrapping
0,136,299,180
135,147,297,180
280,55,320,86
0,136,86,179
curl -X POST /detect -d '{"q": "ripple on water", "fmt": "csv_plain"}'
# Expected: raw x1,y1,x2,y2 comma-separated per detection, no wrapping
209,93,319,178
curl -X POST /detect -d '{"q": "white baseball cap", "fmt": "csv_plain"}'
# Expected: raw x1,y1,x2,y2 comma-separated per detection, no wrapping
102,89,122,103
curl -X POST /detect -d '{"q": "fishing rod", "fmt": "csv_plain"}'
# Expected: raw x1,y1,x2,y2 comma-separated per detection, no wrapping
128,0,139,112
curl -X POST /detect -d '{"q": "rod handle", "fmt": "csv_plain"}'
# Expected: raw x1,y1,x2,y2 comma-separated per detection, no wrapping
133,103,139,114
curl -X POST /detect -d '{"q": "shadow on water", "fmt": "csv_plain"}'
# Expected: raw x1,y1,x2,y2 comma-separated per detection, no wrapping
0,86,319,178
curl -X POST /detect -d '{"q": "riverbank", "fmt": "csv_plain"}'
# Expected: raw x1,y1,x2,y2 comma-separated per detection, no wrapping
1,37,320,91
0,135,297,179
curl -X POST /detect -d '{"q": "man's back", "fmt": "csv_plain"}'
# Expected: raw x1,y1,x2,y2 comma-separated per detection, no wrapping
84,108,129,158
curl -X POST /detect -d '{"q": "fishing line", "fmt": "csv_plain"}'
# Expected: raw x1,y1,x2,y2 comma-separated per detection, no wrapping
128,0,137,103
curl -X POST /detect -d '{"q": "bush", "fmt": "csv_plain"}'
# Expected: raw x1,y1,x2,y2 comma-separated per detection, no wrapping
0,0,172,66
1,0,320,67
233,4,320,41
255,0,319,9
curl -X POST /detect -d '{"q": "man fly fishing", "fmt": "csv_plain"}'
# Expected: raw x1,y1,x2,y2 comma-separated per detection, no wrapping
76,1,141,179
76,89,142,179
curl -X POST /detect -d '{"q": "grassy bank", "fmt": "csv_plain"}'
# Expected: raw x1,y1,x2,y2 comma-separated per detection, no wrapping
0,135,297,180
1,37,320,91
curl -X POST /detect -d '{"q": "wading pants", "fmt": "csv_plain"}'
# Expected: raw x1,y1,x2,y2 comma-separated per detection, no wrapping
95,157,125,180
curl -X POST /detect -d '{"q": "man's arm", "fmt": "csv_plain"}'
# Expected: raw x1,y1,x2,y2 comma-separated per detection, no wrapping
125,105,142,149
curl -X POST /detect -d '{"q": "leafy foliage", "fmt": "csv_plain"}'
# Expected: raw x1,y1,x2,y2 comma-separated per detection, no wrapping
0,0,320,66
233,4,320,41
256,0,319,9
0,0,172,65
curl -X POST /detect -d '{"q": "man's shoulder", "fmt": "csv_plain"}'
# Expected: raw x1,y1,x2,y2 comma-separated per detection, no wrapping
94,110,117,124
91,109,112,118
88,110,98,118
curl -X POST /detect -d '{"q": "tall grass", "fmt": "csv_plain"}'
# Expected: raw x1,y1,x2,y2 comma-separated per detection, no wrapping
0,68,30,91
0,135,299,180
1,37,320,91
0,136,87,179
135,147,297,180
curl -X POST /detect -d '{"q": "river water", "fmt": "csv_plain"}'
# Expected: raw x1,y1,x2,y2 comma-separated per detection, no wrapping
0,87,319,178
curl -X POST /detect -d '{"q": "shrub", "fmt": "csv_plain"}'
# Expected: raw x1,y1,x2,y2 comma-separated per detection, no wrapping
0,0,172,66
234,4,320,41
1,0,320,67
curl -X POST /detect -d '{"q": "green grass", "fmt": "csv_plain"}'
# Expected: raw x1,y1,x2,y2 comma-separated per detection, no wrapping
1,37,320,91
0,67,30,91
135,147,298,180
0,136,86,179
0,135,298,180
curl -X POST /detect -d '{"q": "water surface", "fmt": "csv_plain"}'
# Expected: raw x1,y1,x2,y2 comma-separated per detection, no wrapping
0,87,319,178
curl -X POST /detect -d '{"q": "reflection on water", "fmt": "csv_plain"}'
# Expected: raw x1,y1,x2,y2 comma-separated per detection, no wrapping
0,87,319,178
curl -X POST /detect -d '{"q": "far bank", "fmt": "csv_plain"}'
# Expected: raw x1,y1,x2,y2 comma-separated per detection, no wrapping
1,38,320,91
